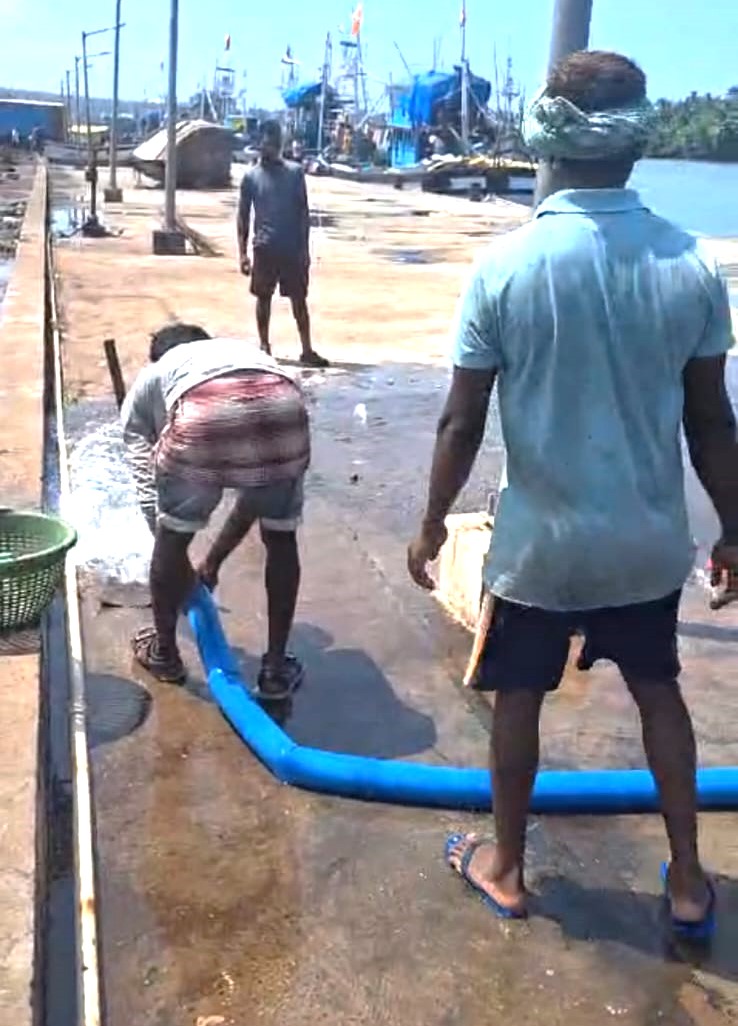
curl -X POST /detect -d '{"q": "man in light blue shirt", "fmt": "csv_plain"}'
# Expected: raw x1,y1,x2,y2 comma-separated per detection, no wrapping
409,51,738,935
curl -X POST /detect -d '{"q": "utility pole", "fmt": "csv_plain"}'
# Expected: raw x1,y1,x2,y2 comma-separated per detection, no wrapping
534,0,594,207
82,32,93,171
164,0,178,231
548,0,593,70
82,28,112,167
60,77,67,140
106,0,124,202
81,29,113,230
82,34,100,230
153,0,185,253
65,71,72,140
74,57,81,147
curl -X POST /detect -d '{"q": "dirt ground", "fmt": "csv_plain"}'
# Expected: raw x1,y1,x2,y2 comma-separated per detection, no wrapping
55,166,738,1026
52,165,528,397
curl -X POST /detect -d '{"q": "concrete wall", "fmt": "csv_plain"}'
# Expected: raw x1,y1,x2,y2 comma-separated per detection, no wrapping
0,163,47,1026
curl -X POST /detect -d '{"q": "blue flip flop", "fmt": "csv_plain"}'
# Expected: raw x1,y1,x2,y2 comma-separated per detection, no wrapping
661,862,716,943
444,833,527,920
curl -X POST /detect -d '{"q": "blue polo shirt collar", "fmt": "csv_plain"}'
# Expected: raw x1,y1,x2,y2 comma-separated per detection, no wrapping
535,188,647,218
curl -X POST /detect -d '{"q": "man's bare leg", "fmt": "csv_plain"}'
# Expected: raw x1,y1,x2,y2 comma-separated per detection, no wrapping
447,688,544,913
291,296,328,367
133,525,195,680
256,296,272,354
198,495,255,590
262,528,300,663
626,676,711,921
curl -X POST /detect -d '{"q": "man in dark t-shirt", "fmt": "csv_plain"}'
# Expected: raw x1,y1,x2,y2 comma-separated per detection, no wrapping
238,120,329,367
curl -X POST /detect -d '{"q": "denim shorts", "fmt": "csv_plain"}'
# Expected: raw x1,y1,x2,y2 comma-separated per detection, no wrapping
475,590,682,692
156,473,304,535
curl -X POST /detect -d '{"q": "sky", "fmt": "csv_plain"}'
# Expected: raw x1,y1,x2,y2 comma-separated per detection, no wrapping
2,0,737,110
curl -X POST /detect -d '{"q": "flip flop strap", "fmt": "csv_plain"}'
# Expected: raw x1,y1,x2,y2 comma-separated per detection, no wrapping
459,839,488,880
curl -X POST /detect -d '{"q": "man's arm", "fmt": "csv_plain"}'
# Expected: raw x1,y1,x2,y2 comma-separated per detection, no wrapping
408,256,501,588
237,174,252,270
121,371,160,534
408,366,496,588
297,168,310,259
683,354,738,606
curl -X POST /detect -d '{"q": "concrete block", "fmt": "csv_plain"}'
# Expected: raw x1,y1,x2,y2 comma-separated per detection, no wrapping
151,228,186,256
103,186,123,203
435,511,492,631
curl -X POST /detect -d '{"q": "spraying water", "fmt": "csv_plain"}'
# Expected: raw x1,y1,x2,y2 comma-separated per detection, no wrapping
67,417,152,583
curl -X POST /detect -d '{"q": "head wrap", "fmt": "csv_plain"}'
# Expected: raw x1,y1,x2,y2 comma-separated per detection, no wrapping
522,86,654,160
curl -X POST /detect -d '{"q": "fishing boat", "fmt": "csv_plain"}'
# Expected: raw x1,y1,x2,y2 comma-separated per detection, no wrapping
45,140,136,168
290,4,536,198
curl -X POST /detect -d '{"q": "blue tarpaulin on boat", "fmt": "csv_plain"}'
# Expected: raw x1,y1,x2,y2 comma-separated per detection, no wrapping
389,85,413,130
408,67,491,127
283,81,324,108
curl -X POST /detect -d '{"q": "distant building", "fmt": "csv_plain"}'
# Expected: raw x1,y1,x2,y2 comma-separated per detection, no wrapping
0,98,66,143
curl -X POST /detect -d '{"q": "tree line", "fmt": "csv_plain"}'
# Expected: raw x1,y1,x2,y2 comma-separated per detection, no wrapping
647,89,738,162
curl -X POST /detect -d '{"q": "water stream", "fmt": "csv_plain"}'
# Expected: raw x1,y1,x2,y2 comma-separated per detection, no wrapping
66,401,151,583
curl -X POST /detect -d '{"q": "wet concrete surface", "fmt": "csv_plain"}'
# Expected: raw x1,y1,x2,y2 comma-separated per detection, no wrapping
66,357,738,1024
0,154,34,314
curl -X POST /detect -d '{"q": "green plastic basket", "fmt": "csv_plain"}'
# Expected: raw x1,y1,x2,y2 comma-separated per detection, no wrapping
0,511,78,631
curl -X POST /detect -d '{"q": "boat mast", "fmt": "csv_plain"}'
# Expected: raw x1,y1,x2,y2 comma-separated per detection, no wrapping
460,1,470,150
317,32,331,153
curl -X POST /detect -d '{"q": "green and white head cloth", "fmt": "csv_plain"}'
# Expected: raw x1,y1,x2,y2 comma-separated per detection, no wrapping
522,86,654,161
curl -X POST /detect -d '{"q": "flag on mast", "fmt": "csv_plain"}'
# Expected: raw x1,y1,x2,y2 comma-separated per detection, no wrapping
351,2,363,37
224,33,232,51
459,1,467,28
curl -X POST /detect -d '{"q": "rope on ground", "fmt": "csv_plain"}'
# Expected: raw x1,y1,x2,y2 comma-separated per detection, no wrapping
174,215,223,258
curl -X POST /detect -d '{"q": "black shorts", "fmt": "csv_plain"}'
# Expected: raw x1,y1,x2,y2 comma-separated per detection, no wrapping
475,591,681,693
251,248,309,300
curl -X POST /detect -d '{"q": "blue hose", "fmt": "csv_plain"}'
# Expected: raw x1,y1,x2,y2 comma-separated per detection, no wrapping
188,586,738,814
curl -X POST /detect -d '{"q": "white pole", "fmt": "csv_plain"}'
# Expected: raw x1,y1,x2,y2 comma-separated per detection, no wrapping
82,32,93,170
164,0,179,231
317,32,329,153
460,12,469,150
461,61,470,149
109,0,122,194
548,0,593,71
534,0,594,206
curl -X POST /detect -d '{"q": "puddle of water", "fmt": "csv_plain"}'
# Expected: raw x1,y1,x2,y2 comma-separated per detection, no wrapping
67,419,152,582
310,210,337,228
0,259,11,310
374,248,438,265
52,204,86,238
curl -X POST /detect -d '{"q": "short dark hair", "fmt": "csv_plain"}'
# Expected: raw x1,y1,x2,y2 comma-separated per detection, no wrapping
545,51,647,176
149,322,210,362
546,50,646,113
260,119,282,145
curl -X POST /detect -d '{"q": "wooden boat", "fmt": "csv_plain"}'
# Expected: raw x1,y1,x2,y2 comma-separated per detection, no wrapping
46,141,137,168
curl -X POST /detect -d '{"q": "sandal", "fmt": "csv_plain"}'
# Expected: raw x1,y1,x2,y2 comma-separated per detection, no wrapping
132,627,187,684
445,833,528,920
252,654,305,701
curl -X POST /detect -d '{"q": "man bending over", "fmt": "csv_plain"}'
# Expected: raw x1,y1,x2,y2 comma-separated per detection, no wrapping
122,322,310,698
